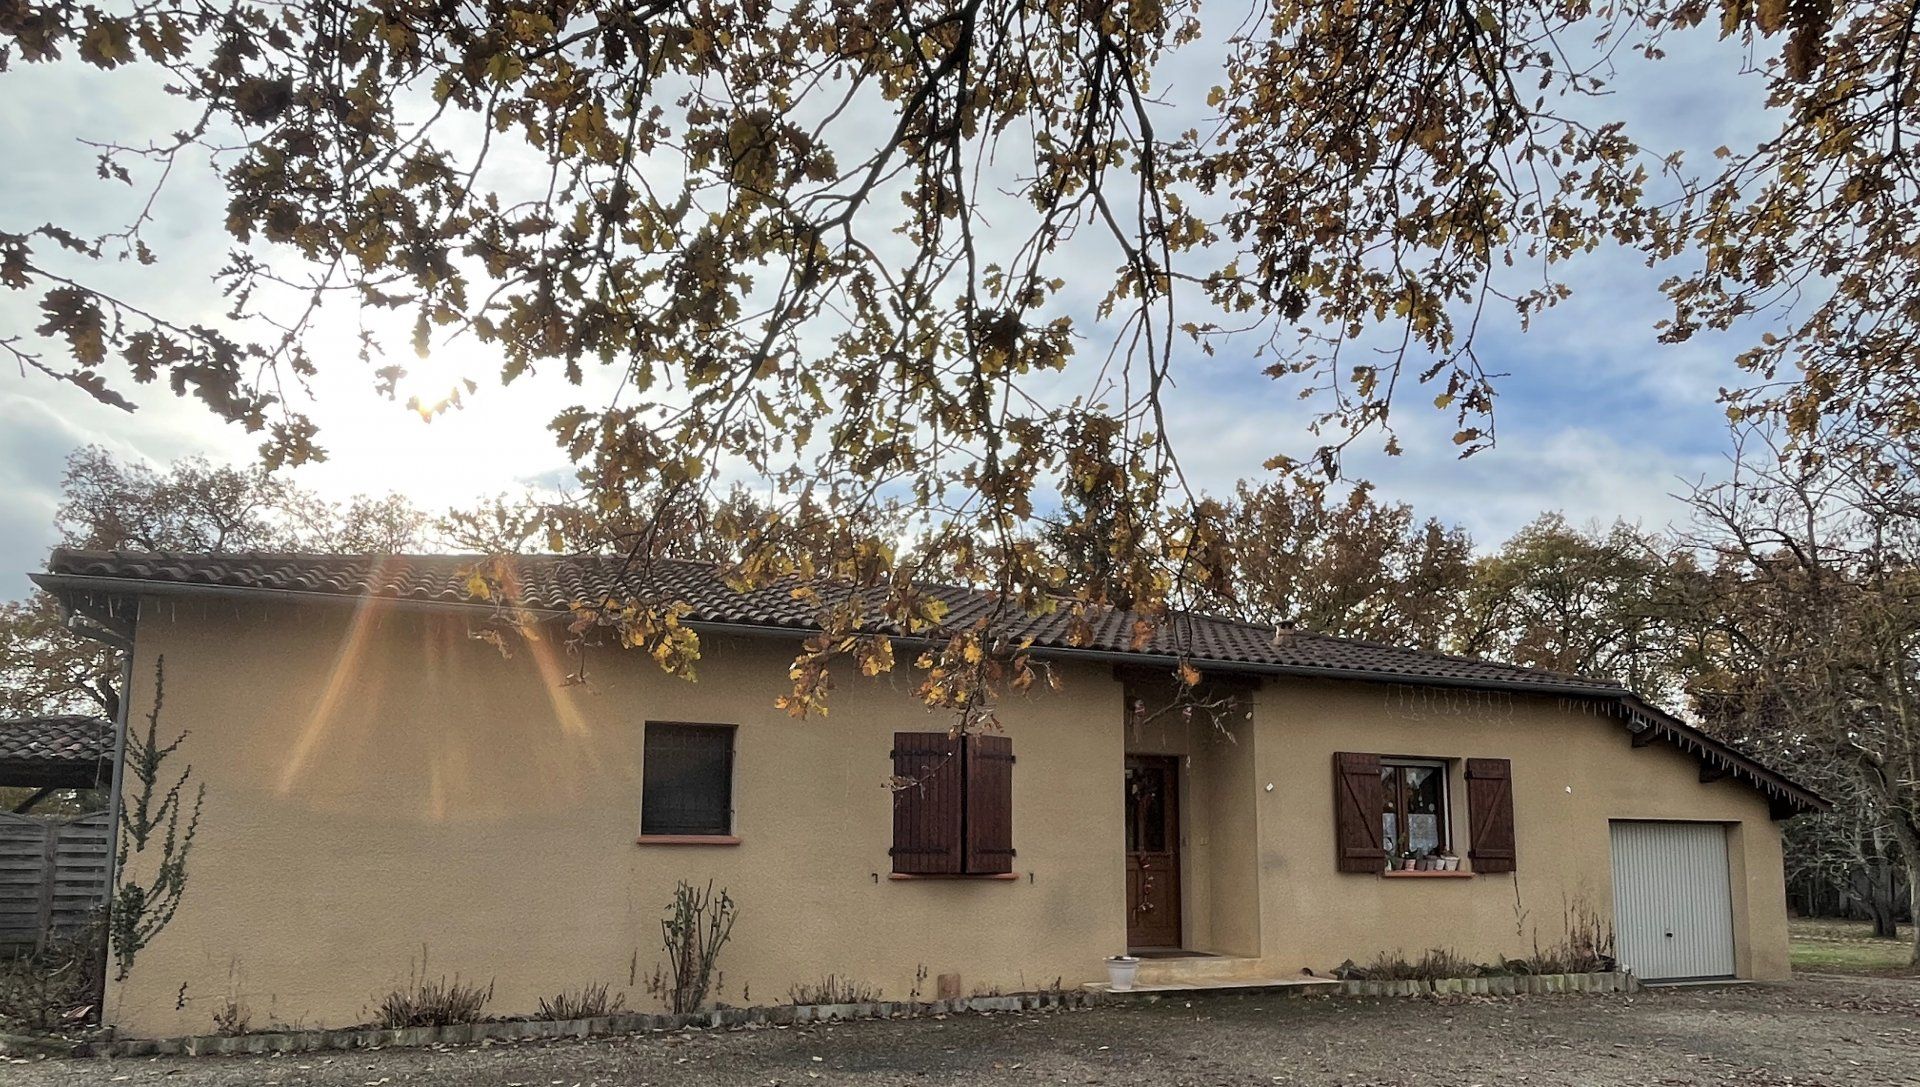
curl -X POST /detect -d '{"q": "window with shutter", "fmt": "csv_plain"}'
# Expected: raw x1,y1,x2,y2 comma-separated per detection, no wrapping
964,734,1016,874
1464,758,1517,874
891,732,1015,876
1333,751,1387,873
891,732,964,874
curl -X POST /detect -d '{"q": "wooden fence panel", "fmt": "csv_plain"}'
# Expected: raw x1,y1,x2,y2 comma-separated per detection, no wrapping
0,811,109,949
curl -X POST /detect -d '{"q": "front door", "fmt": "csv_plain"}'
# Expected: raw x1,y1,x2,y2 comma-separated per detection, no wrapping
1125,756,1182,950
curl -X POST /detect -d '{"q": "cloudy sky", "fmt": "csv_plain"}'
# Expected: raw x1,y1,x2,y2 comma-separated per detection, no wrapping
0,21,1781,600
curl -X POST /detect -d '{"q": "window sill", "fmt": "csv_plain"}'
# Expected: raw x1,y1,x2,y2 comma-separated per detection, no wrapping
636,835,741,846
888,872,1020,881
1382,869,1472,879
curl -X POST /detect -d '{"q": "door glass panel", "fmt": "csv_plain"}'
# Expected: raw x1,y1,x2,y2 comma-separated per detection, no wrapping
1124,767,1142,853
1125,764,1169,853
1140,772,1167,852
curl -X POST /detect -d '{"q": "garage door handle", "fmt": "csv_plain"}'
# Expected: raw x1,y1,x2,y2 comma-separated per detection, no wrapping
1665,932,1674,939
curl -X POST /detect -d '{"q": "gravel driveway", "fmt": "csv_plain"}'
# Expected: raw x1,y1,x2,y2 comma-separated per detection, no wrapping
5,975,1915,1087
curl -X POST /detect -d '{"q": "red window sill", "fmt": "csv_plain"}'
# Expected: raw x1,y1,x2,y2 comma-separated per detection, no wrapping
888,872,1020,881
636,835,741,846
1382,869,1472,879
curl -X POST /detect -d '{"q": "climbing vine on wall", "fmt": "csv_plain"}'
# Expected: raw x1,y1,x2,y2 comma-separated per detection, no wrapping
111,655,204,982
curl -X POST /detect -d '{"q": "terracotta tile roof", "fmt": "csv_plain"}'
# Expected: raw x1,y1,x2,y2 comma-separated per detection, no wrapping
33,548,1825,814
39,549,1625,694
0,715,112,786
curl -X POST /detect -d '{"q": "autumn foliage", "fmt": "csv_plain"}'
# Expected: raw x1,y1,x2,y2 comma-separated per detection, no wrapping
4,2,1919,850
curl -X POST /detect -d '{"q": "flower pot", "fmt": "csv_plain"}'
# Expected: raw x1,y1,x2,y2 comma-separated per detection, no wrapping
1106,956,1141,991
1444,857,1461,871
1399,858,1416,871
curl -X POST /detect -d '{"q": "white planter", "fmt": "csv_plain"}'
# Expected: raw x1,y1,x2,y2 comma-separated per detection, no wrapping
1106,956,1141,991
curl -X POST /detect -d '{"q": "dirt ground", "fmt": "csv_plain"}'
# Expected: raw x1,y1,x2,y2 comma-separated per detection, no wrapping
4,974,1916,1087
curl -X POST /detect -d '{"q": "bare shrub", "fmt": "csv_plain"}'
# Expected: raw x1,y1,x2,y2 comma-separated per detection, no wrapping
211,998,250,1036
377,952,493,1028
644,881,736,1014
1334,905,1616,981
788,974,880,1005
1510,900,1615,975
1410,948,1477,981
0,920,104,1034
535,982,626,1021
1332,948,1475,981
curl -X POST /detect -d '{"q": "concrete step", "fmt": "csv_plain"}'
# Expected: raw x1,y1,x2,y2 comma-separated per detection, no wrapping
1084,975,1341,998
1134,955,1269,986
1639,977,1751,989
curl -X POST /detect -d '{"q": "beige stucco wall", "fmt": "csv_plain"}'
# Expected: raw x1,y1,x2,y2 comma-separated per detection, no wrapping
111,599,1126,1038
109,597,1790,1038
1245,678,1790,981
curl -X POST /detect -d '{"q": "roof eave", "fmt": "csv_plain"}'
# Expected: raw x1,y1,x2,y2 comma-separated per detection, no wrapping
34,569,1828,817
978,639,1630,698
0,758,112,790
32,570,564,622
1613,694,1829,817
30,571,1631,697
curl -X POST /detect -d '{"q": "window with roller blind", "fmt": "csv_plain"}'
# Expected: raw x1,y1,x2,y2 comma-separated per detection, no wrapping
641,723,735,838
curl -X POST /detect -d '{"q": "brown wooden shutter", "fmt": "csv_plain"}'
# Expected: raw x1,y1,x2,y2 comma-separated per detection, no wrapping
1465,758,1517,874
891,733,963,874
1333,751,1386,873
963,734,1015,874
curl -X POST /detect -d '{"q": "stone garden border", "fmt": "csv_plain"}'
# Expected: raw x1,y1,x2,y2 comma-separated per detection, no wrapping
1335,970,1640,998
8,971,1640,1059
77,991,1095,1059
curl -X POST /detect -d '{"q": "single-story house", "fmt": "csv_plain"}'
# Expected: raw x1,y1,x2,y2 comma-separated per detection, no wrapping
35,549,1823,1038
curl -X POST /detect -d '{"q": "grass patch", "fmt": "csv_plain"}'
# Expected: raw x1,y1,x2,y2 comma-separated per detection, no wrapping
1790,918,1917,977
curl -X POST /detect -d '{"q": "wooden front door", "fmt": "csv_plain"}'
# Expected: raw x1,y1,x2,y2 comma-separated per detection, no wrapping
1125,755,1182,950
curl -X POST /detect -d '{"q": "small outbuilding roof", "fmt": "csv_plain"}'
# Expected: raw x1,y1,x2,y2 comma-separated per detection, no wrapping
33,549,1827,815
0,715,113,789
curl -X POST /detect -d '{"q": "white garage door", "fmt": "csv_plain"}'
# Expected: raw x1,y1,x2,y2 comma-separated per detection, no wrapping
1609,821,1736,981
